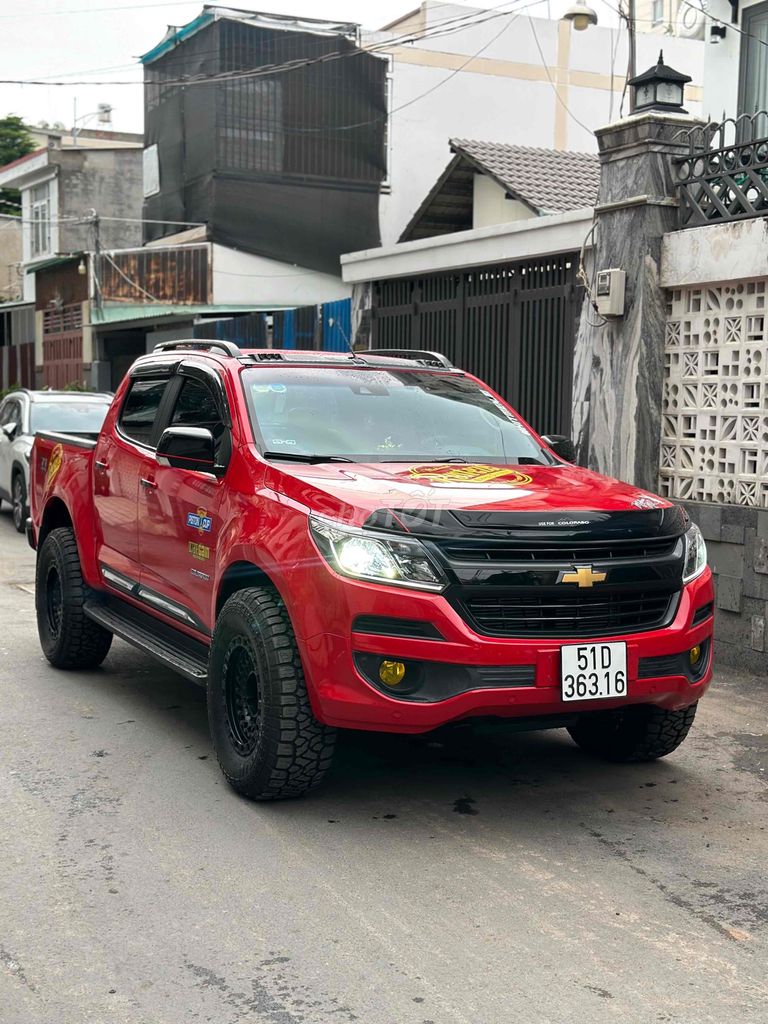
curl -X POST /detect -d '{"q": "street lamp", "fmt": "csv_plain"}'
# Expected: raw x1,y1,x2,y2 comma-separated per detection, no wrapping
628,52,691,114
72,102,113,146
561,0,598,30
562,0,639,109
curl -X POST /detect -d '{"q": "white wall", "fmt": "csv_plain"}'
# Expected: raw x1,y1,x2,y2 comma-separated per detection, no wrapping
661,218,768,287
702,0,761,121
212,245,351,307
472,174,535,228
372,12,705,245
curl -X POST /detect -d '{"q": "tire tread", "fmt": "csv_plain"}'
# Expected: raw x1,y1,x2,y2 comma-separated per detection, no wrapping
209,587,335,800
36,527,112,670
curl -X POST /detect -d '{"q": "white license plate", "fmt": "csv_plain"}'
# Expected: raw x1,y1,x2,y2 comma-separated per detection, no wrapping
561,642,627,702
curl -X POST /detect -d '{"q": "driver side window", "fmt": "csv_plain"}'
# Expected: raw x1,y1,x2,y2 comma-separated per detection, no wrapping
169,376,230,462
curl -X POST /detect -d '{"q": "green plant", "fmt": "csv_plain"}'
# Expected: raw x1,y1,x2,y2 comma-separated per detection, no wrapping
63,381,88,392
0,115,34,217
0,381,20,401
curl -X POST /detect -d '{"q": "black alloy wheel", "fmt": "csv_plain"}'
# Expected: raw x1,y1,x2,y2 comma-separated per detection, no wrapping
207,587,336,800
35,527,113,669
223,637,262,757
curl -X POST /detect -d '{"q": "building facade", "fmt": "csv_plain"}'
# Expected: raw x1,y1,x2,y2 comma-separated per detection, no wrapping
0,128,143,303
703,0,768,121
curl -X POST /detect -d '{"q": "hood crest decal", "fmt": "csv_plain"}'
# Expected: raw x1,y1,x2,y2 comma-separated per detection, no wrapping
406,464,533,487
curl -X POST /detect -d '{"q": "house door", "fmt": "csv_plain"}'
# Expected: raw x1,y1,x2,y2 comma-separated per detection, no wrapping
739,3,768,123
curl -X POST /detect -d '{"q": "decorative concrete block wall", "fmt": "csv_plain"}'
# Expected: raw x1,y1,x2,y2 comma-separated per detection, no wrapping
661,281,768,507
680,501,768,673
660,278,768,671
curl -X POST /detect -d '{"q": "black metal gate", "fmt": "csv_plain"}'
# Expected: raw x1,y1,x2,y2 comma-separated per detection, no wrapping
370,252,582,437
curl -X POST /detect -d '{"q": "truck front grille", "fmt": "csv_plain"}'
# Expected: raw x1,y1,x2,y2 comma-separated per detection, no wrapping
460,589,678,639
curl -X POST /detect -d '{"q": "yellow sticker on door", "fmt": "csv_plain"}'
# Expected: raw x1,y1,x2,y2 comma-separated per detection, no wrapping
45,444,64,488
188,541,210,561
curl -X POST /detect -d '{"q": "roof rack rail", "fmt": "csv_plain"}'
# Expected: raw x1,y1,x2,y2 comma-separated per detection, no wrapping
153,340,243,358
364,348,454,369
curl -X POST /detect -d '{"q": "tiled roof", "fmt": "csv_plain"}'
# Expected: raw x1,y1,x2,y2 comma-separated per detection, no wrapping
451,138,600,214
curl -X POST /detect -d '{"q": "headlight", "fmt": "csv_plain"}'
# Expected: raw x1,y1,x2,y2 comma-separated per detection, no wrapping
682,523,707,583
309,515,447,591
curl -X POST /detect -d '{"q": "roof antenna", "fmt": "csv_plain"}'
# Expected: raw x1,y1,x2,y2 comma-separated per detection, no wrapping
326,315,355,354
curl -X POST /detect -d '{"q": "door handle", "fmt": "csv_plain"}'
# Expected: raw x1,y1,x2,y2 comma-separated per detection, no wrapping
140,478,157,490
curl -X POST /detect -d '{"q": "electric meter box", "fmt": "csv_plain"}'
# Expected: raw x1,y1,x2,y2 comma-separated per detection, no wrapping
595,268,626,317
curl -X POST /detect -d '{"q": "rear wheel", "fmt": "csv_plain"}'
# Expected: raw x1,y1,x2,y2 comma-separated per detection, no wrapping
36,527,113,669
208,587,336,800
12,472,26,534
568,702,698,762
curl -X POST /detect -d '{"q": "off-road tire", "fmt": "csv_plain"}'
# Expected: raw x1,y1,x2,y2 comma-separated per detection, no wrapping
36,527,113,669
208,587,336,800
568,702,698,762
12,471,27,534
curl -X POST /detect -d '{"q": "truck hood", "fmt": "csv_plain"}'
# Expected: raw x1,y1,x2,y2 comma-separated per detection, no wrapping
269,459,672,525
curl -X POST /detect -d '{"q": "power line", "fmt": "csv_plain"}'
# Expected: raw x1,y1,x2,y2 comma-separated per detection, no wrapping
0,0,207,18
101,250,159,301
0,0,536,87
279,0,551,135
527,16,595,137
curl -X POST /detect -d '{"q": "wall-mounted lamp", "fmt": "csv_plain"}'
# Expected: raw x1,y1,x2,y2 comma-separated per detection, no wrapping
709,24,727,43
77,258,87,276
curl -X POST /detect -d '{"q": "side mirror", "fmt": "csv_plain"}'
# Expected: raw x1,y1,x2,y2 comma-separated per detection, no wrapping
542,434,577,463
1,422,17,441
157,426,220,475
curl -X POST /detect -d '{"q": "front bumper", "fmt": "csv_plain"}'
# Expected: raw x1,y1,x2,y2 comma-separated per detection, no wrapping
295,568,715,733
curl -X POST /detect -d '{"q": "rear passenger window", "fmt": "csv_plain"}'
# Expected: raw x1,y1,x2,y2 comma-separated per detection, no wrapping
119,379,168,446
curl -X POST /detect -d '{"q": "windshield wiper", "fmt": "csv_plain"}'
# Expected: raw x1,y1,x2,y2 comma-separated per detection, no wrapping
262,451,354,464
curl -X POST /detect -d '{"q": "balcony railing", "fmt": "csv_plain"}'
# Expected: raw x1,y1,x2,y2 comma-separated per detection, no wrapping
674,112,768,228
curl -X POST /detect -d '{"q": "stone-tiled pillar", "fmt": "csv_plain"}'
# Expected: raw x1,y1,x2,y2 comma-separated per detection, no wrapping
572,111,705,490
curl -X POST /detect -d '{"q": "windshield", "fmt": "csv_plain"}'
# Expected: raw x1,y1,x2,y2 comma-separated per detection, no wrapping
30,401,109,435
242,367,552,465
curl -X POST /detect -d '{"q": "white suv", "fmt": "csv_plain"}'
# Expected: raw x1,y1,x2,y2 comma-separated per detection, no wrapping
0,390,111,532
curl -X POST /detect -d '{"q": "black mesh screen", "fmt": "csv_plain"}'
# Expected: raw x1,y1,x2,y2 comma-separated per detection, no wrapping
143,19,386,273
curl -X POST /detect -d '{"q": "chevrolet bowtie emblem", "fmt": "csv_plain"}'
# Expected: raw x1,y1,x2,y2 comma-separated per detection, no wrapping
559,565,607,588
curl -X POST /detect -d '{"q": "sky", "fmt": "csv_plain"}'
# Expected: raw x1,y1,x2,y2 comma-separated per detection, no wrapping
0,0,584,135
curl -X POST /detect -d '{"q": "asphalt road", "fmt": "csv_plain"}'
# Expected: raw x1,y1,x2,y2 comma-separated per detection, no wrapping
1,509,767,1024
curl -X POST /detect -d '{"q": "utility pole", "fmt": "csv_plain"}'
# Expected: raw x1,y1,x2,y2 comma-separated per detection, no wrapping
89,210,102,310
627,0,637,95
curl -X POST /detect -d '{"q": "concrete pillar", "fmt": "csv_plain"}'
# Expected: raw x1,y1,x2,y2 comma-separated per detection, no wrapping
572,110,705,491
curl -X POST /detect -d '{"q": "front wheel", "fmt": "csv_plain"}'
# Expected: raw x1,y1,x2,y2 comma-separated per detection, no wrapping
207,587,336,800
12,472,27,534
568,702,698,762
36,527,113,669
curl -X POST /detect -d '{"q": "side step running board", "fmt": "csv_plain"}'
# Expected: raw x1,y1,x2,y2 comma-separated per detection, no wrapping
85,596,209,684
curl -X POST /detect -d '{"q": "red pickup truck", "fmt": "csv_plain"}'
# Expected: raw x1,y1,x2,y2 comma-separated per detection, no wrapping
28,342,714,800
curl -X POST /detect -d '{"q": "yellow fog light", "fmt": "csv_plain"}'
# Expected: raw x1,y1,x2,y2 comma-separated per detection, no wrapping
379,660,406,687
689,644,702,667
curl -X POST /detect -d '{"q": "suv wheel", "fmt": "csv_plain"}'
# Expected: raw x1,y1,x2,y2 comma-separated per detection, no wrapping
12,472,27,534
208,587,336,800
36,527,113,669
568,702,698,762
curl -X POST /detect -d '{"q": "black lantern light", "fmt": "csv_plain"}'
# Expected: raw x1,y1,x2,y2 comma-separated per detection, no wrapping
628,51,691,114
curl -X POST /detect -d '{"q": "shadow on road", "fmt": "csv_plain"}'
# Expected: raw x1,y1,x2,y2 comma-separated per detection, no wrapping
63,638,695,829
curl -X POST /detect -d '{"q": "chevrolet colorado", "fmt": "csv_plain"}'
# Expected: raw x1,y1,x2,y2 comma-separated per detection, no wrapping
28,342,714,800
